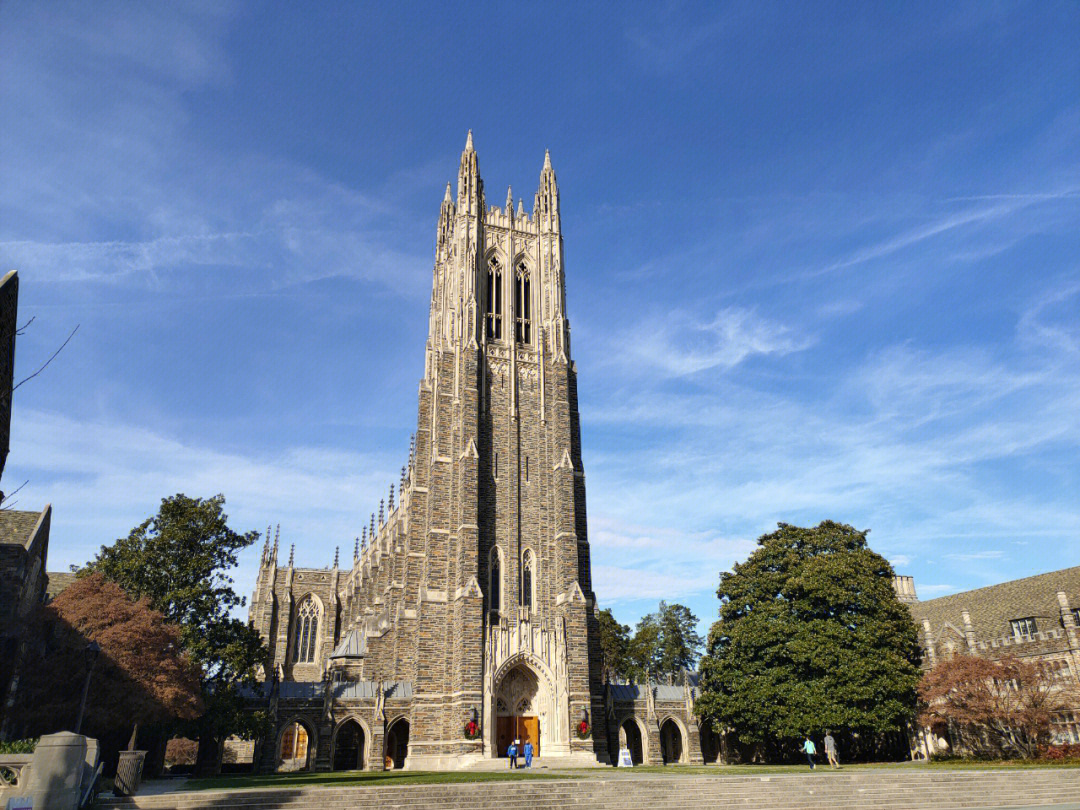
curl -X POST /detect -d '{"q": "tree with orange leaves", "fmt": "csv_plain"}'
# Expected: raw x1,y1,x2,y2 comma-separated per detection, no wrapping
918,653,1078,759
11,572,203,743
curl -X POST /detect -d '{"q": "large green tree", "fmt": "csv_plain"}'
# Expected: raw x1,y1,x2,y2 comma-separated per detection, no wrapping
624,602,704,681
85,494,268,771
596,608,631,682
695,521,921,751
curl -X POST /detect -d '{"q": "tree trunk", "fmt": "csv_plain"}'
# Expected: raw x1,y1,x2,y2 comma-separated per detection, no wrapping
194,733,222,777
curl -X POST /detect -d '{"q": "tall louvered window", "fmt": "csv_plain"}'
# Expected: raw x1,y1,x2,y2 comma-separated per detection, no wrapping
485,257,503,341
294,597,321,663
521,549,535,612
490,546,503,614
515,262,531,344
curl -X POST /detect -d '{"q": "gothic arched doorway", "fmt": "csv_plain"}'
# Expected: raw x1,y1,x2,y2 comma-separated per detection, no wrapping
495,663,547,757
333,719,365,771
660,718,685,764
385,718,409,769
699,720,720,764
620,718,644,765
277,720,313,772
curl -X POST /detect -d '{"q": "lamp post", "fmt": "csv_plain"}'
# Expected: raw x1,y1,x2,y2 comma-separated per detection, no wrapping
74,640,100,734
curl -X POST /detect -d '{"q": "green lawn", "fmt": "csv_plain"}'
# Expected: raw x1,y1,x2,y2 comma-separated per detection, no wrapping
183,759,1080,792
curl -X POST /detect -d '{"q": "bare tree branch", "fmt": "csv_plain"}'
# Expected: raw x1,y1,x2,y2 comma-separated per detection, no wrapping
12,324,79,392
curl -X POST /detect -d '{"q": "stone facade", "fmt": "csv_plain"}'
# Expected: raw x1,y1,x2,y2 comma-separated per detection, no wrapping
895,568,1080,750
246,135,616,771
0,505,53,738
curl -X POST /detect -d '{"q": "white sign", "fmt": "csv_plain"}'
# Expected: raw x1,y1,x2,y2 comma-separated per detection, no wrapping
617,747,634,767
6,798,33,810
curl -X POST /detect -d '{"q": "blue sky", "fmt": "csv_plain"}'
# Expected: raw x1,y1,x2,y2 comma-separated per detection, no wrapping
2,1,1078,636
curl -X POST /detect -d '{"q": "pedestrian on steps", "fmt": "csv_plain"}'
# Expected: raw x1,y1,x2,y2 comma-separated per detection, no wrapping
802,735,817,770
523,738,533,768
508,739,518,769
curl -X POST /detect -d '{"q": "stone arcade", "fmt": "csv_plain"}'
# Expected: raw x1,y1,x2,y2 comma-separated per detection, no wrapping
244,135,708,771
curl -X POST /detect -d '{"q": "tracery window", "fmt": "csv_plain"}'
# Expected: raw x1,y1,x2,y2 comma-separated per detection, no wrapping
1011,617,1038,639
514,262,531,344
490,546,503,614
485,257,503,341
293,597,321,663
521,549,534,612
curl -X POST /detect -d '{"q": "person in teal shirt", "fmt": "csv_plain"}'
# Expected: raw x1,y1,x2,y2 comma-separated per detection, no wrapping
523,738,533,767
802,736,817,769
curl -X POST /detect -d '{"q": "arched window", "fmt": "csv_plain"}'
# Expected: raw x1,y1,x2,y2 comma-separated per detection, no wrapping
485,256,503,341
521,549,534,612
489,546,502,614
514,262,531,344
293,597,321,664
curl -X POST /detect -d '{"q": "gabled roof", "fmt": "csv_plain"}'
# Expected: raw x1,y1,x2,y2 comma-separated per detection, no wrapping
910,566,1080,643
0,509,45,549
45,571,78,601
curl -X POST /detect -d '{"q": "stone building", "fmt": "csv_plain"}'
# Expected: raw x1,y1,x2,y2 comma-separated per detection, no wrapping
896,567,1080,749
245,134,653,771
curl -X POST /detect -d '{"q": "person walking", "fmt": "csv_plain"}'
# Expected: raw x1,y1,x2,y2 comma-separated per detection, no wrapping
824,732,840,769
802,735,817,770
523,737,534,768
508,739,518,769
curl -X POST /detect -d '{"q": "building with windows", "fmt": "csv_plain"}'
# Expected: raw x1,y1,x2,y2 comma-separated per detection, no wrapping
243,135,704,772
897,566,1080,748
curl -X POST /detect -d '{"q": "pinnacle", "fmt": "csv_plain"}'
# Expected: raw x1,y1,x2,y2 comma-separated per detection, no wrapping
443,182,452,203
506,185,513,211
465,130,474,151
543,149,552,170
517,199,525,217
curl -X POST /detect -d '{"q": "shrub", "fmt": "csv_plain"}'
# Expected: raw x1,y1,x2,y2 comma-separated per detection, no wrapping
0,739,36,755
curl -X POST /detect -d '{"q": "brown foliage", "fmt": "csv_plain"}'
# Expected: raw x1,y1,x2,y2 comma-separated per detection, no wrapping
918,653,1078,759
13,573,203,736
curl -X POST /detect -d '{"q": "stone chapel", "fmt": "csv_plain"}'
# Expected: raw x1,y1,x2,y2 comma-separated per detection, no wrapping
244,134,657,771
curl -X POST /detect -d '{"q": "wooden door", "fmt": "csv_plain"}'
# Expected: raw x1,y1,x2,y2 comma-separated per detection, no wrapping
496,716,514,756
517,716,539,756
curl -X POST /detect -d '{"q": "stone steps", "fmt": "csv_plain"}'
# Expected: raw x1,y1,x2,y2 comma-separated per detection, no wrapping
99,769,1080,810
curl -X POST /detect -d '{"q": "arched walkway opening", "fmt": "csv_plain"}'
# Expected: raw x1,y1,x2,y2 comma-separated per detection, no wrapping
495,663,545,757
620,719,644,765
385,718,409,769
277,720,313,772
660,718,685,765
333,719,365,771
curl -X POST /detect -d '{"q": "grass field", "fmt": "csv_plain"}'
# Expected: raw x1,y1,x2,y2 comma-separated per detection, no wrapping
182,759,1080,792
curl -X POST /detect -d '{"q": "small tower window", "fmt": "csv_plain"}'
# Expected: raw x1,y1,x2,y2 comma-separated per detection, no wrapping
485,257,503,341
293,597,321,664
515,262,531,344
521,549,535,612
490,546,503,614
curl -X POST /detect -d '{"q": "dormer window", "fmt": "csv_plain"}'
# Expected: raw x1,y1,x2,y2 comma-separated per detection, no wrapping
1011,617,1038,639
485,257,503,341
515,262,531,344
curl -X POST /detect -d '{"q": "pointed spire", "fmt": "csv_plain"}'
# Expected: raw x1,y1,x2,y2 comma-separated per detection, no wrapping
506,185,513,213
288,543,295,568
388,483,395,511
362,525,368,547
379,498,385,526
401,465,407,491
465,129,474,151
517,199,525,217
370,513,376,537
543,149,552,170
274,524,280,551
354,536,360,561
443,182,452,203
333,546,339,569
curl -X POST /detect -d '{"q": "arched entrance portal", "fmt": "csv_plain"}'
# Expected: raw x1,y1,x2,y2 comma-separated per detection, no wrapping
384,718,409,769
277,720,312,772
620,718,644,765
495,664,547,757
333,719,365,771
660,719,684,764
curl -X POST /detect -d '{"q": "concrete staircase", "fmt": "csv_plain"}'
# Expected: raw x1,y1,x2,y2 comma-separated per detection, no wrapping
98,767,1080,810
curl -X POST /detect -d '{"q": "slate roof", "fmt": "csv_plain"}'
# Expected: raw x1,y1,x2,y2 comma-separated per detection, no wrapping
910,566,1080,643
0,509,43,548
329,628,367,659
45,572,78,601
610,673,699,702
241,679,414,701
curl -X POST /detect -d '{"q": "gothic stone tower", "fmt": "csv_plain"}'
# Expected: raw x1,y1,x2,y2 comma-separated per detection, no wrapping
248,134,610,769
411,132,608,765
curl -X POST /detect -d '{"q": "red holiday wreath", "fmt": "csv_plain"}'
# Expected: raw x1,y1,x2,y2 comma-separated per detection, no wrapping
576,719,591,739
465,720,481,740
